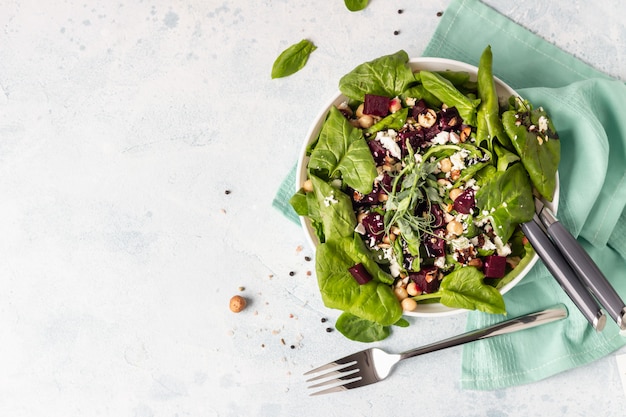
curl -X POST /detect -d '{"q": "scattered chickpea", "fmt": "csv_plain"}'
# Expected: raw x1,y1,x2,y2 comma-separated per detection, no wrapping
389,97,402,113
302,179,313,193
450,170,461,181
358,115,375,129
439,158,452,173
394,286,409,301
449,188,464,201
355,103,365,118
447,219,464,236
401,297,418,312
229,295,247,313
406,281,420,296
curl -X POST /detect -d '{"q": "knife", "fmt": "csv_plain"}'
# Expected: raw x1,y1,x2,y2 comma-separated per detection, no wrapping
521,215,606,331
536,199,626,331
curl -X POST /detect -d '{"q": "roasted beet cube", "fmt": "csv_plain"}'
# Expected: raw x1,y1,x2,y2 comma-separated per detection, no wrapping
439,107,462,131
352,188,379,206
409,266,441,294
483,255,507,278
453,188,475,214
367,139,387,164
423,228,446,258
411,99,428,118
360,212,385,243
363,94,390,117
348,263,373,285
398,128,425,156
429,204,445,228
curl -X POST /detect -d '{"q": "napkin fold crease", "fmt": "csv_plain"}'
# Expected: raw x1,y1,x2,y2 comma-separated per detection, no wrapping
272,0,626,390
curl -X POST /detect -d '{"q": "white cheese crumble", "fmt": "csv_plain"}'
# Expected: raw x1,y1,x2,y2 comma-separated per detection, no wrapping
538,115,548,133
494,235,512,256
432,131,450,145
376,130,402,159
354,223,366,235
323,192,339,207
450,149,469,171
450,236,471,251
382,247,402,277
434,257,446,268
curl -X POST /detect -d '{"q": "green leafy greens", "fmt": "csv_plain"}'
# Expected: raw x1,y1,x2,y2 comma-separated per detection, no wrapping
271,39,317,79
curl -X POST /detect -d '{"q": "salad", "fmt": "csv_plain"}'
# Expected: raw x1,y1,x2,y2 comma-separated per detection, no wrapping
290,46,560,342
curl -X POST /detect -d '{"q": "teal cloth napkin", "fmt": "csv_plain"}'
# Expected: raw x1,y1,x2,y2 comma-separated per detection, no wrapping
272,0,626,390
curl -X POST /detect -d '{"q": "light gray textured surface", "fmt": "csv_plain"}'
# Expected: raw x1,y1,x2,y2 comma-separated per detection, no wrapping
1,1,625,416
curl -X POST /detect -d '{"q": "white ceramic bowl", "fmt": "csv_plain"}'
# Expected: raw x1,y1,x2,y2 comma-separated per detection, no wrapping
296,57,558,317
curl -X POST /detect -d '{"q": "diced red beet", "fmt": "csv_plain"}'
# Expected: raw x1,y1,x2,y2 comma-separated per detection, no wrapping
398,128,425,156
409,266,441,294
352,188,380,206
429,204,445,228
348,263,373,285
423,228,446,258
483,255,507,278
410,99,428,118
363,94,390,117
453,188,475,214
439,106,462,131
360,212,385,243
367,139,387,164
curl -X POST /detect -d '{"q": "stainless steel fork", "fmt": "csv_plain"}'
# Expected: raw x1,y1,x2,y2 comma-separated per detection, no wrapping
304,305,568,395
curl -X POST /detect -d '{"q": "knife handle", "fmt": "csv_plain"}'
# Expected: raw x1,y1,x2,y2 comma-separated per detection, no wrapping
521,217,606,331
539,208,626,330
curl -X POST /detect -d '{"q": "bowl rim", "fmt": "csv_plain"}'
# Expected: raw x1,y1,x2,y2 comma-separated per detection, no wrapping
295,56,559,317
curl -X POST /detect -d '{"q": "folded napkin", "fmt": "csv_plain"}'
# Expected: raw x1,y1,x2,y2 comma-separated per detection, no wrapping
426,0,626,390
272,0,626,390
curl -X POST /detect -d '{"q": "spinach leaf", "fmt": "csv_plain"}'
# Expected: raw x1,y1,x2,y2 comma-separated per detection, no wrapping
419,70,481,126
338,50,417,102
439,266,506,314
335,312,390,342
289,190,308,216
344,0,369,12
308,106,378,194
311,175,356,241
476,45,509,151
365,107,409,135
401,84,443,108
502,103,560,201
271,39,317,79
316,236,402,326
475,162,535,243
494,142,520,172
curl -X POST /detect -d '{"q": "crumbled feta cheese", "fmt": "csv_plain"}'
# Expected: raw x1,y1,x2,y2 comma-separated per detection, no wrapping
432,131,450,145
405,97,417,107
449,131,461,144
538,115,548,133
355,223,366,235
494,235,512,256
414,153,423,164
482,235,497,252
376,131,402,159
323,192,339,207
450,150,469,171
450,236,471,251
434,257,446,268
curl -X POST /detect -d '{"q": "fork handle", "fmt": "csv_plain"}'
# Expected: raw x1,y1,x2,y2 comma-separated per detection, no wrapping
399,305,568,361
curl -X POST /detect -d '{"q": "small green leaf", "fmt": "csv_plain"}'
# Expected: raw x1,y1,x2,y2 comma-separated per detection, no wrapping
344,0,369,12
271,39,317,79
335,312,390,342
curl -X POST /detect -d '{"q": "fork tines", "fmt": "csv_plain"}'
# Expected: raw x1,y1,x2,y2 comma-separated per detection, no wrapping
304,353,364,396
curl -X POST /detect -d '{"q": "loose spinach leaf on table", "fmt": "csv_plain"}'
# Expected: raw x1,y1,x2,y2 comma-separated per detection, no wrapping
308,106,378,194
439,266,506,314
335,312,390,342
271,39,317,79
339,50,417,102
344,0,369,12
316,235,401,327
475,162,535,243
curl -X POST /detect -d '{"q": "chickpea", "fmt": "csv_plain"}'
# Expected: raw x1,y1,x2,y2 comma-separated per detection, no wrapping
406,281,420,296
358,115,375,129
394,286,408,301
389,97,402,113
417,108,437,128
229,295,247,313
302,179,313,193
446,219,464,236
449,188,463,201
439,158,452,173
401,297,418,312
355,103,365,118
